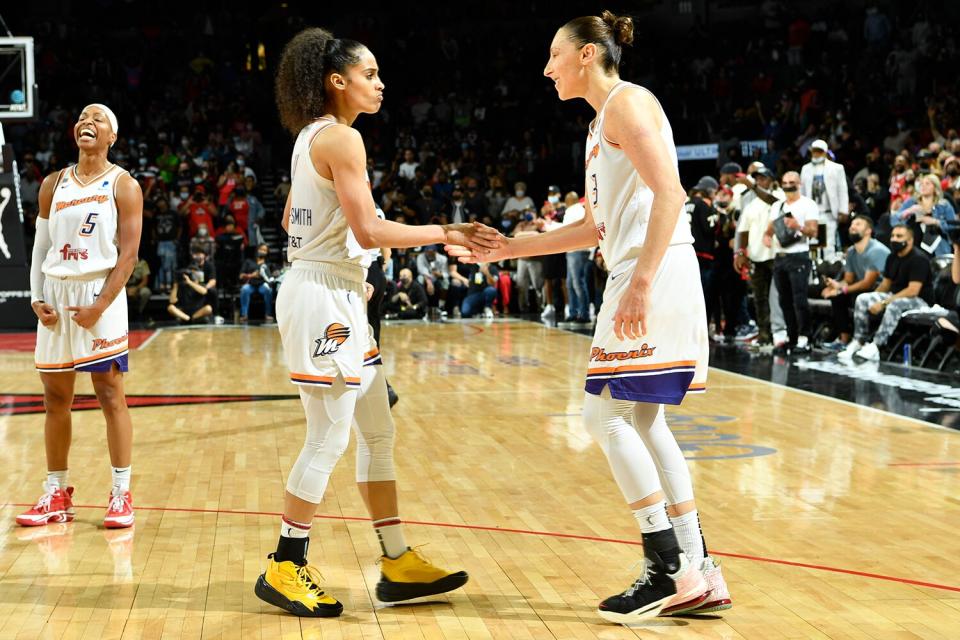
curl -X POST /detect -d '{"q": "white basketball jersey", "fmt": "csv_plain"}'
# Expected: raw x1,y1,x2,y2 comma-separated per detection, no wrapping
287,119,366,266
42,164,126,277
584,82,692,273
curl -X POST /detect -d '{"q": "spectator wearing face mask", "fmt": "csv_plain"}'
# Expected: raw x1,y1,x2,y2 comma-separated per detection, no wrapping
412,185,439,226
801,139,848,259
502,181,534,217
839,224,934,361
447,187,471,224
764,171,820,355
486,176,508,223
182,186,217,239
239,244,276,323
235,154,256,181
415,245,449,311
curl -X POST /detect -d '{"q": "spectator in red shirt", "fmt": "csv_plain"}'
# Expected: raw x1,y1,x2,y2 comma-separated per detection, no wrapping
228,187,250,235
182,186,217,238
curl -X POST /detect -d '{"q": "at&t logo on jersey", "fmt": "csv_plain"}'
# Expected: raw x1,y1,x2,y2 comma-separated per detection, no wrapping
59,243,88,261
596,222,606,241
313,323,350,357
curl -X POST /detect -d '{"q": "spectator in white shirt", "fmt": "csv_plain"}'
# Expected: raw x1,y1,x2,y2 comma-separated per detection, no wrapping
764,171,820,355
501,181,535,217
800,139,848,259
398,148,419,182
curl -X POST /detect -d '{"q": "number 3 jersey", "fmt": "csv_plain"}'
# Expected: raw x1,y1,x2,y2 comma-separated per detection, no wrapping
42,164,126,277
584,82,692,274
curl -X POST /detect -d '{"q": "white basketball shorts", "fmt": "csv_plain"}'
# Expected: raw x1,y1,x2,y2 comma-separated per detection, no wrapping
586,243,708,404
277,260,380,389
35,272,130,373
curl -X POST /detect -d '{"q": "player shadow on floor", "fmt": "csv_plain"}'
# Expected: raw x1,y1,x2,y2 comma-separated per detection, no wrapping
135,416,303,448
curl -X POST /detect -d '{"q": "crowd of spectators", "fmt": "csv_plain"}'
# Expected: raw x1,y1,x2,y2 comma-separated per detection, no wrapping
9,2,960,357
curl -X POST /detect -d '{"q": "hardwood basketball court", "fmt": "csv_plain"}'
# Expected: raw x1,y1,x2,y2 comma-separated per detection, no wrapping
1,320,958,639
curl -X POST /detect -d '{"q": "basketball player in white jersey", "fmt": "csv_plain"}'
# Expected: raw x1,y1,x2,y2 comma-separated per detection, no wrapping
448,11,731,623
254,28,501,617
18,104,143,530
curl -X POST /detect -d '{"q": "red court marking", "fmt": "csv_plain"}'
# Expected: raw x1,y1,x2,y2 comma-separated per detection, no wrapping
0,329,155,352
888,462,960,467
10,502,959,594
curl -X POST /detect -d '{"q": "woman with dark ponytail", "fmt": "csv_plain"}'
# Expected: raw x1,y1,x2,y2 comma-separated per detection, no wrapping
448,10,731,623
255,27,496,618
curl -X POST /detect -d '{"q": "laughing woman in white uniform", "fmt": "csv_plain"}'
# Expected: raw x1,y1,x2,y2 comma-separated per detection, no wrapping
448,11,731,624
19,104,143,530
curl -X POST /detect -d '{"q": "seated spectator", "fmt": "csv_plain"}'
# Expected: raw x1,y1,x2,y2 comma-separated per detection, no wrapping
460,262,498,319
168,248,217,323
189,223,216,259
820,216,890,350
501,182,534,217
386,268,428,319
239,244,276,323
839,224,934,361
126,257,152,319
415,245,449,311
892,174,957,256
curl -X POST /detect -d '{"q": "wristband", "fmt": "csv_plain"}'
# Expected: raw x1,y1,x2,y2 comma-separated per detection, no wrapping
842,285,848,295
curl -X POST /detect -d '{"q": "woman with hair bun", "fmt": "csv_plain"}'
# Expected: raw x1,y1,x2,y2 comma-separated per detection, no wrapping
255,27,499,617
449,10,731,623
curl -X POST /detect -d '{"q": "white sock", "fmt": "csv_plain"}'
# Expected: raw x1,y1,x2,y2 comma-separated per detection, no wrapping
46,470,68,491
280,516,311,539
372,516,407,559
111,466,131,494
670,510,705,569
633,502,671,534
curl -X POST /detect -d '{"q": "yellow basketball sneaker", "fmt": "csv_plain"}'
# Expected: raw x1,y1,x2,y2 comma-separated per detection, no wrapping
254,554,343,617
376,547,469,603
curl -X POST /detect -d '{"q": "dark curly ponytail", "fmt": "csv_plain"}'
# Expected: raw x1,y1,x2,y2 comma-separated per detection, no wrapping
275,27,366,135
563,10,635,74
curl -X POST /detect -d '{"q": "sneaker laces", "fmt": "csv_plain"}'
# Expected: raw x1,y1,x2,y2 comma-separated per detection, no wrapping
34,490,55,512
108,493,127,512
621,558,653,597
295,564,326,595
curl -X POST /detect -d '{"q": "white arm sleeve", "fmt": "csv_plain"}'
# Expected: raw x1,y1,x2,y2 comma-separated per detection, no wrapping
30,218,52,303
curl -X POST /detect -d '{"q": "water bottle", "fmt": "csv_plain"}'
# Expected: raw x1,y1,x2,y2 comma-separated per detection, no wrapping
903,343,911,366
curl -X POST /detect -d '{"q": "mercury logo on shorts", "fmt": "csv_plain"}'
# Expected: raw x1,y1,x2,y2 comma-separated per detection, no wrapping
313,323,351,357
59,243,88,261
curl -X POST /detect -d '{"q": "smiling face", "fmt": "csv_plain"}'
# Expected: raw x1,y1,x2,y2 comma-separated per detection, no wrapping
74,105,117,152
330,47,385,115
544,29,592,101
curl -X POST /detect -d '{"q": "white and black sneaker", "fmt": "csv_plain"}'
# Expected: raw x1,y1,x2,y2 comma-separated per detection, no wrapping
597,552,706,624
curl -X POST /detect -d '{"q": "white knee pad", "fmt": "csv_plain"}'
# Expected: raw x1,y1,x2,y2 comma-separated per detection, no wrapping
582,390,663,504
285,380,356,503
353,365,396,483
633,403,694,506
